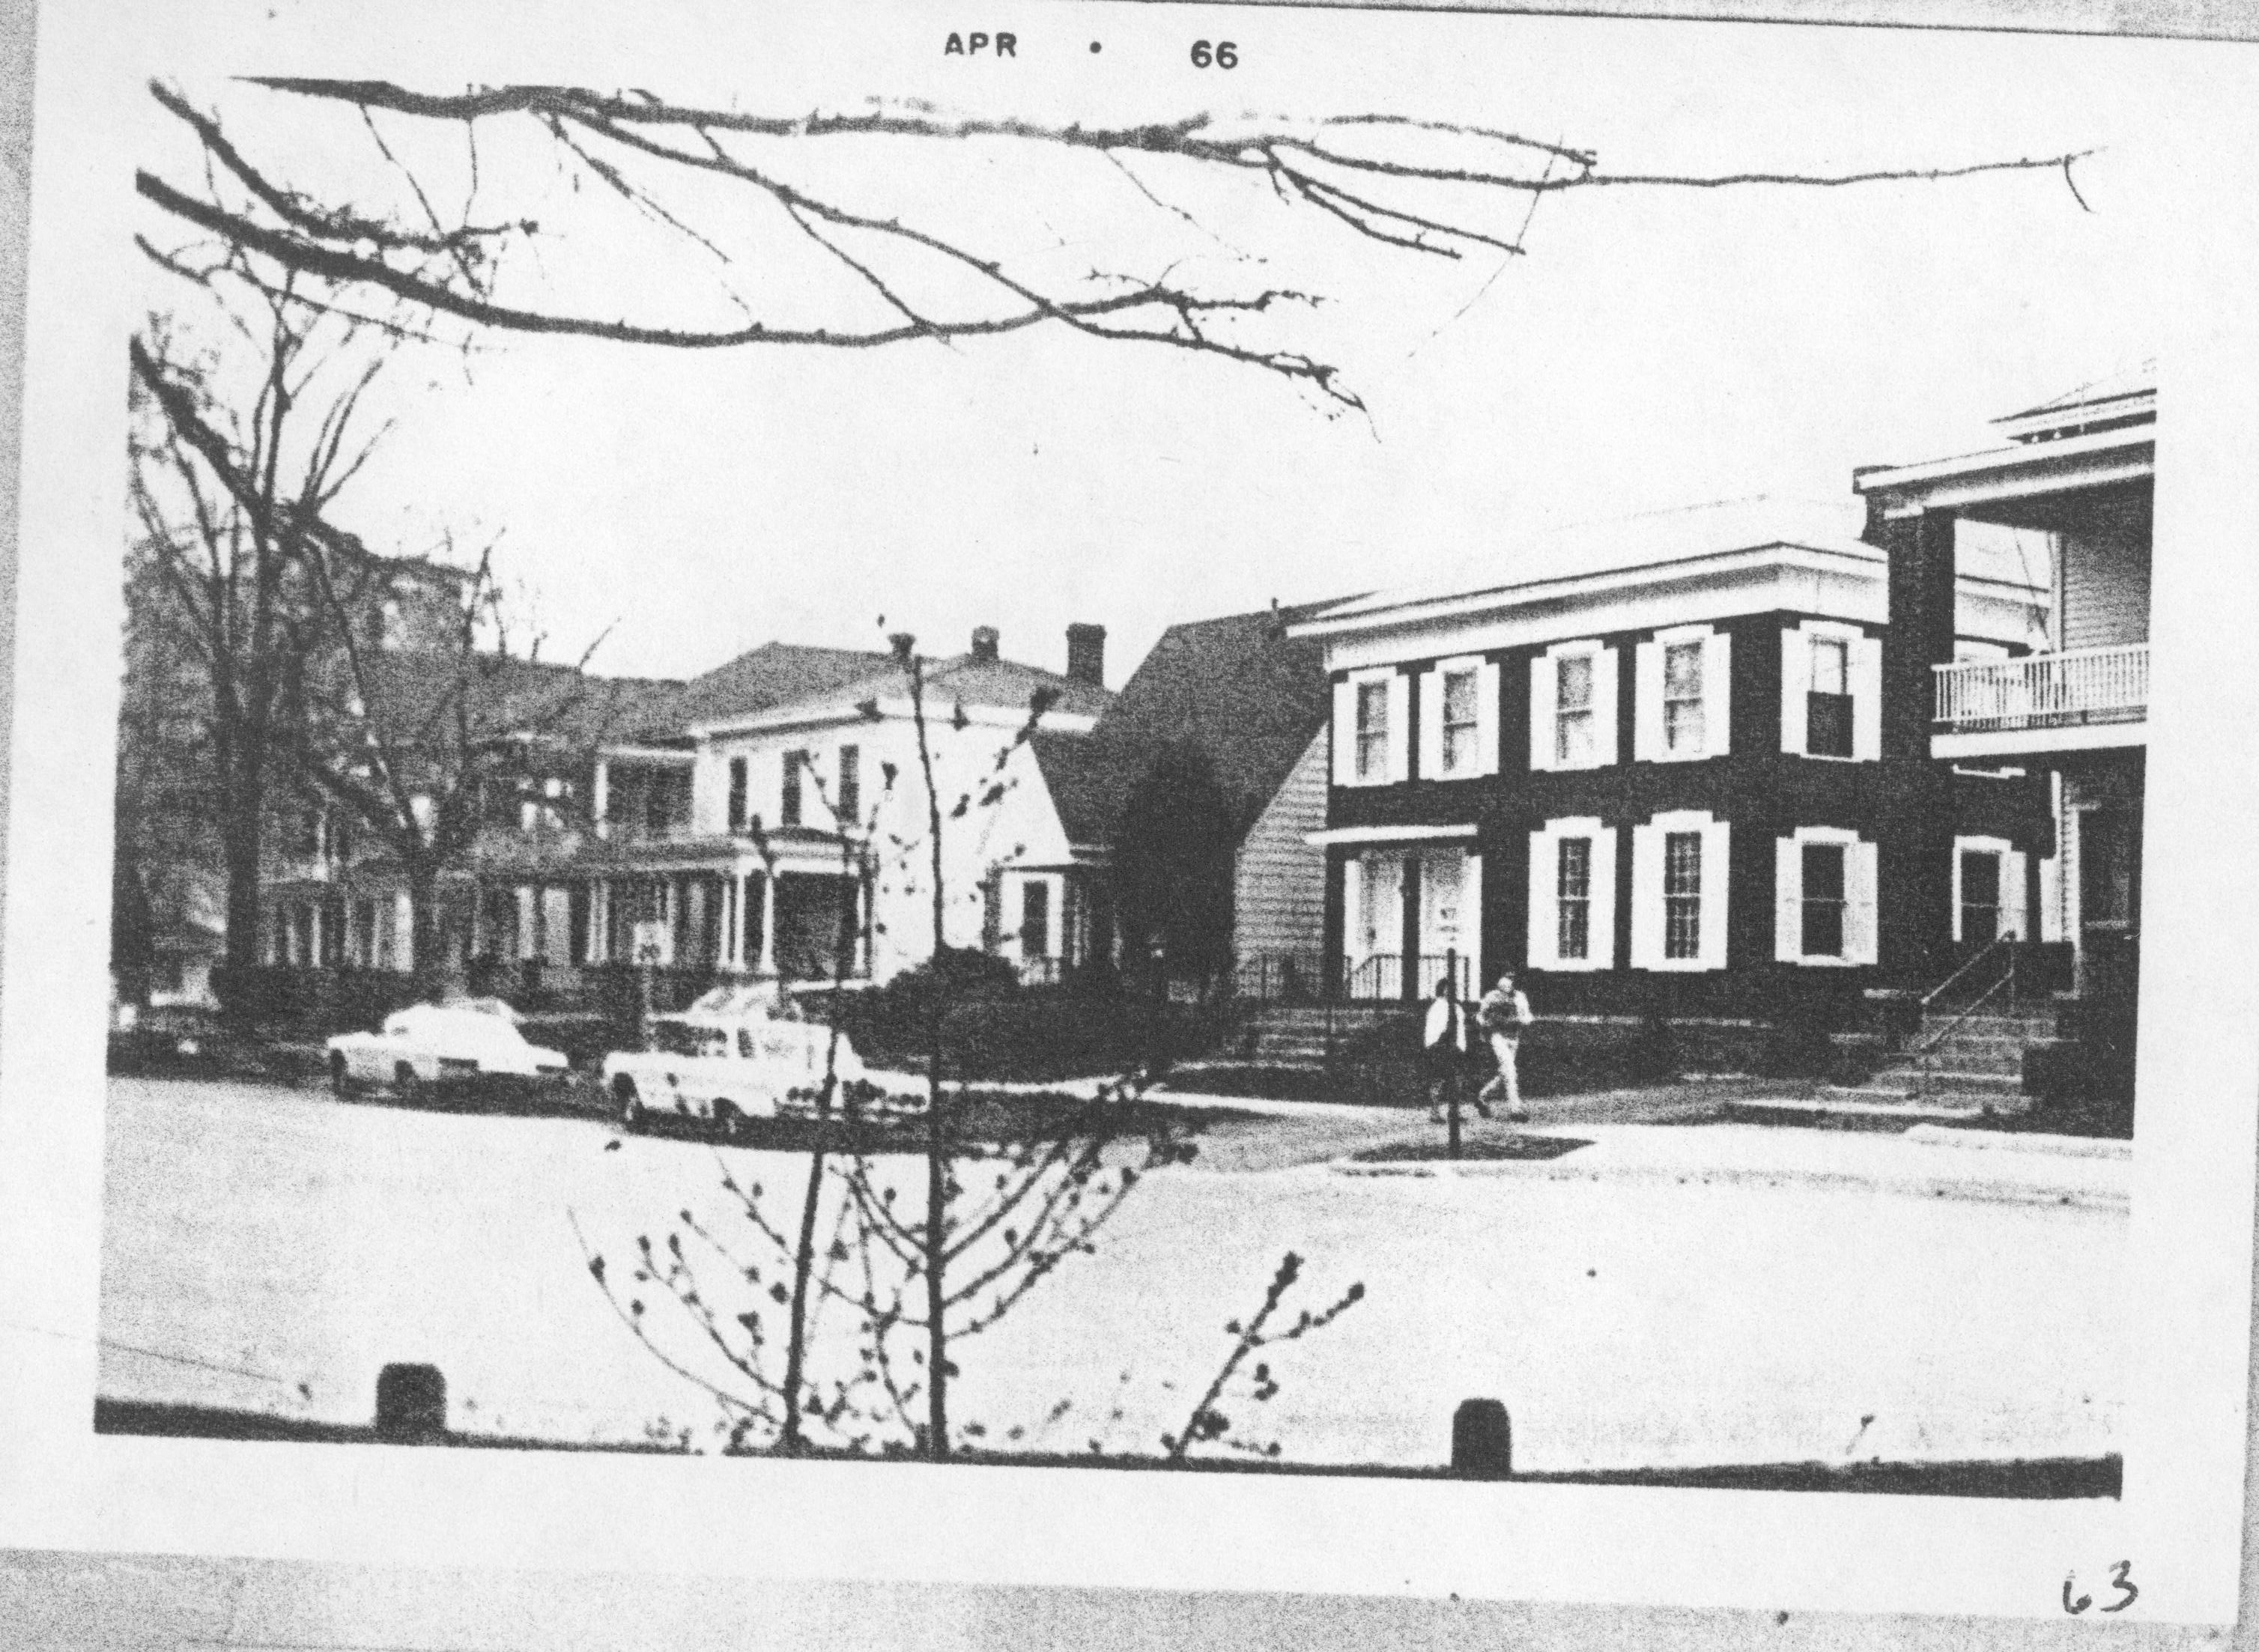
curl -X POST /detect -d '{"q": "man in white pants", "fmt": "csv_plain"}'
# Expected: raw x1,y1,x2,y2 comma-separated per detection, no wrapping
1478,969,1533,1122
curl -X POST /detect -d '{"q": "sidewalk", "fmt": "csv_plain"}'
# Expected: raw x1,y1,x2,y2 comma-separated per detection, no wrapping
1324,1118,2128,1211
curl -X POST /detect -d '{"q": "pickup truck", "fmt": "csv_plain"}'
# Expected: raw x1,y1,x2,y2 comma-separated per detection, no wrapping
601,1011,912,1134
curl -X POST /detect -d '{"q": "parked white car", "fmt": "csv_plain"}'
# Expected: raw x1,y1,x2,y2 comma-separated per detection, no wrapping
602,1009,909,1133
327,1000,570,1096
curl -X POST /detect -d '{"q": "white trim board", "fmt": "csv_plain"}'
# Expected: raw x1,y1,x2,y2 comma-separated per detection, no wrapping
1306,823,1480,847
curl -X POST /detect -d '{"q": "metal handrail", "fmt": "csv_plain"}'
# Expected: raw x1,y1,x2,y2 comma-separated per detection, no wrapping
1919,932,2013,1015
1910,937,2018,1103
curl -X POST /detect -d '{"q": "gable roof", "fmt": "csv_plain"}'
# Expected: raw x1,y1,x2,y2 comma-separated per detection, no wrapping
1028,730,1118,849
1076,598,1344,843
340,649,688,750
666,642,897,733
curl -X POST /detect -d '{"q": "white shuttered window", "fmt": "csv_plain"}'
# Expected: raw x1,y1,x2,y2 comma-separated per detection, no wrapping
1780,622,1882,761
1635,627,1731,762
1333,669,1410,787
1527,818,1616,971
1531,642,1617,772
1630,811,1731,970
1773,827,1879,965
1421,656,1500,780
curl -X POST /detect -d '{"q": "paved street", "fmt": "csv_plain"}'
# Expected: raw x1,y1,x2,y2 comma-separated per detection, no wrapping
100,1075,2126,1473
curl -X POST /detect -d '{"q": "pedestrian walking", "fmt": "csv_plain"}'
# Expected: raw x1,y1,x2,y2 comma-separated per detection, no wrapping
1422,975,1483,1121
1477,968,1534,1122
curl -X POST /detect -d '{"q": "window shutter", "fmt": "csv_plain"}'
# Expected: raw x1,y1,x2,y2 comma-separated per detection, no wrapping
2001,849,2029,941
1780,630,1809,756
1590,825,1619,968
1477,661,1502,777
1419,668,1444,781
1774,836,1804,962
1703,630,1733,757
1526,828,1556,969
1628,823,1662,968
1846,839,1879,965
1332,680,1356,786
1528,653,1556,773
1852,635,1884,761
1698,819,1732,969
1462,854,1484,987
1387,674,1411,783
1592,646,1621,767
1633,640,1664,762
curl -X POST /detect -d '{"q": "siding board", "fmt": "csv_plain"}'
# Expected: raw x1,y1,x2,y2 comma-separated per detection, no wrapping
2061,525,2150,651
1234,731,1330,963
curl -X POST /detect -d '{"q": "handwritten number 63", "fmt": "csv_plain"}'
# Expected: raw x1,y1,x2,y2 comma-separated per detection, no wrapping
2064,1561,2138,1615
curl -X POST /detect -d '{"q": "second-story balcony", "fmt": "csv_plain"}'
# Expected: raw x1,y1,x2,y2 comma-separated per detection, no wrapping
1932,643,2147,758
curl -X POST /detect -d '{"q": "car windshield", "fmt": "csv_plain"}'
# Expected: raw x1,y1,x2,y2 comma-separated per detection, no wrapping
384,1006,523,1046
651,1021,729,1059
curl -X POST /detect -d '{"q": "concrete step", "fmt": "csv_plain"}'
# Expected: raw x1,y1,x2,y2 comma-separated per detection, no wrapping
1918,1046,2023,1075
1920,1069,2025,1092
1928,1014,2056,1039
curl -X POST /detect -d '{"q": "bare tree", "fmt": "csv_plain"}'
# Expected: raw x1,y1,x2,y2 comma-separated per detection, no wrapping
282,535,627,997
136,79,2092,412
127,297,397,1016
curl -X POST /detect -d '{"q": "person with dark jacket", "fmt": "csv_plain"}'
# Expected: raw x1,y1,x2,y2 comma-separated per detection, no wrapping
1422,975,1487,1121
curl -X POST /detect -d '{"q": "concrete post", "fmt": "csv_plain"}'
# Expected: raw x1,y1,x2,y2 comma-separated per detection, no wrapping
374,1363,446,1443
1452,1397,1511,1478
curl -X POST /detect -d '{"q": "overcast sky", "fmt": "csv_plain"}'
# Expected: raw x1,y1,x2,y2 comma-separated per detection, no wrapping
127,4,2244,686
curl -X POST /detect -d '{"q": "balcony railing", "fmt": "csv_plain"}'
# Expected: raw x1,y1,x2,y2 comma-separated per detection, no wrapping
1933,643,2147,733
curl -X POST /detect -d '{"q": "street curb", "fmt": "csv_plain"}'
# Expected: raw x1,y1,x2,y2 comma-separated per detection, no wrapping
1322,1150,2129,1212
1903,1124,2132,1160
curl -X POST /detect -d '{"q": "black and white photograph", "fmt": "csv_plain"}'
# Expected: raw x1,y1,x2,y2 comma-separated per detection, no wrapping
4,0,2259,1636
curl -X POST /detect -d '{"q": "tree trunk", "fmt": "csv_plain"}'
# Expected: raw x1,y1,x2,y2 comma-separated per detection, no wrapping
405,857,453,1001
217,747,267,1030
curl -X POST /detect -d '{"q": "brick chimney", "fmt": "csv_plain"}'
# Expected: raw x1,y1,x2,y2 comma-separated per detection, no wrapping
1066,622,1106,687
970,625,1000,663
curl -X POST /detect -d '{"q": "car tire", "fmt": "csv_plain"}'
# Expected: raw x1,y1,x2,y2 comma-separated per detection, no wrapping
614,1076,646,1132
329,1051,353,1098
394,1060,423,1100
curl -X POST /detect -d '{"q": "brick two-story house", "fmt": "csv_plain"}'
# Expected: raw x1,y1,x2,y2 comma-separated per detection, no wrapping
1288,499,2052,1032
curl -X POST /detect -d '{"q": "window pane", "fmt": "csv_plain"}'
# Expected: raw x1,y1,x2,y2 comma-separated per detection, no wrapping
1664,640,1703,698
1441,669,1479,771
1662,640,1705,755
1557,653,1593,711
1443,669,1477,726
1960,849,2001,943
838,744,861,824
1807,691,1854,758
1356,681,1389,780
781,750,804,827
1557,837,1592,961
1556,708,1595,767
1801,842,1846,958
1664,830,1702,959
1810,636,1849,696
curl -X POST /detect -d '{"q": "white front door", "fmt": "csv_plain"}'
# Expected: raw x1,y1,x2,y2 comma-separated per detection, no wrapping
1419,848,1479,994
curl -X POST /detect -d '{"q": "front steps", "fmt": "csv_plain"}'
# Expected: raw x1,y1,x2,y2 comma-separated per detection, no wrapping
1831,1009,2058,1113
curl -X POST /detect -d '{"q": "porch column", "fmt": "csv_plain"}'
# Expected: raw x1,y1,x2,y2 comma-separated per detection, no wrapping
592,761,610,840
516,884,539,962
759,871,780,976
1400,854,1422,1002
393,890,414,974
